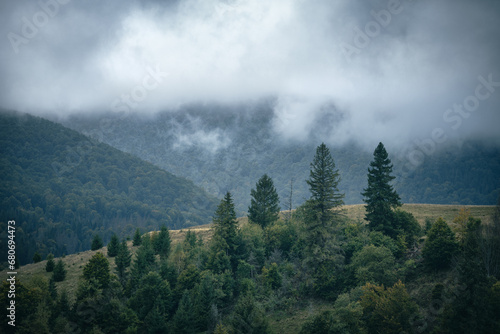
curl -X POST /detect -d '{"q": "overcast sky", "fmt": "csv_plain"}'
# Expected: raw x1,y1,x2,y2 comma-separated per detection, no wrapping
1,0,499,148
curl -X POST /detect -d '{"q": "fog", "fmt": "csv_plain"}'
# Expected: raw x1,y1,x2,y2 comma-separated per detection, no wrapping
1,0,499,149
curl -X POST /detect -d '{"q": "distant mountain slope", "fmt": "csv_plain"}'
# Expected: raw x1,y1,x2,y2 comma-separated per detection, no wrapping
0,111,218,265
62,103,500,213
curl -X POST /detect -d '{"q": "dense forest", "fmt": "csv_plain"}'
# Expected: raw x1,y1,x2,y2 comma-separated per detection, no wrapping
0,111,218,265
61,102,500,213
2,142,499,333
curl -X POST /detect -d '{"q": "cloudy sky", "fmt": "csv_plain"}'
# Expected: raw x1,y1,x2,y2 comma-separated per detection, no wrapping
1,0,499,148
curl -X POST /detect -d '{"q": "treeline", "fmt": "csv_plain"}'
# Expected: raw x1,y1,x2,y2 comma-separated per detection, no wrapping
2,142,499,333
0,111,218,265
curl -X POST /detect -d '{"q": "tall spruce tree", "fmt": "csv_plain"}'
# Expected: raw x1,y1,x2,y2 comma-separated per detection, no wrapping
248,174,280,228
209,192,239,273
154,224,171,260
306,143,344,226
107,233,120,257
115,240,131,279
362,142,401,238
303,143,345,298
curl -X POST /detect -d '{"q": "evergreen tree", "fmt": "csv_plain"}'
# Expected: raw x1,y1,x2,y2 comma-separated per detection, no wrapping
422,218,458,271
33,251,42,263
91,234,103,250
52,259,66,282
115,240,132,279
45,253,55,272
133,228,142,246
83,252,111,289
154,224,171,260
306,143,344,226
107,233,120,257
248,174,281,228
209,192,239,272
362,142,401,238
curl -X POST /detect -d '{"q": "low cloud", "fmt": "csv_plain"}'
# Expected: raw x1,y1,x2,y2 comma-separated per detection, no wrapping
1,0,499,149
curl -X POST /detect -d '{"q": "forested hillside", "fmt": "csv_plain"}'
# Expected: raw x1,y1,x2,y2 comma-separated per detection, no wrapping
0,111,218,265
61,102,500,213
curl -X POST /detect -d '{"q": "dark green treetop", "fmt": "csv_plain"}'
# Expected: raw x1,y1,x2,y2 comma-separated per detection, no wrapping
91,234,103,251
306,143,344,224
107,233,120,257
248,174,280,228
362,142,401,237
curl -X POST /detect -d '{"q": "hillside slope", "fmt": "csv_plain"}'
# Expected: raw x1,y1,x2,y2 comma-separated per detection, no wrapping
0,111,218,265
62,103,500,213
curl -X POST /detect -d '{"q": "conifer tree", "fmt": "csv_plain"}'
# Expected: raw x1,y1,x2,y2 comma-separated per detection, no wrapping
362,142,401,237
52,259,67,282
107,233,120,257
33,251,42,263
91,234,103,250
209,192,239,273
83,252,110,289
132,228,142,246
303,143,344,248
306,143,344,225
115,240,131,279
422,218,458,271
45,253,55,272
154,224,171,260
248,174,281,228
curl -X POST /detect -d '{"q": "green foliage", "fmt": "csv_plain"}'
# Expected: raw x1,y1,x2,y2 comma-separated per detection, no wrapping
45,253,55,272
262,262,282,290
91,234,103,251
0,112,217,265
230,294,271,334
132,228,142,246
83,252,110,289
248,174,281,228
154,224,171,260
33,251,42,263
350,245,397,287
129,272,172,323
52,259,66,282
362,142,402,238
107,233,120,257
209,192,239,273
171,290,196,334
306,143,344,226
115,240,132,279
264,219,299,258
360,281,418,334
422,218,459,271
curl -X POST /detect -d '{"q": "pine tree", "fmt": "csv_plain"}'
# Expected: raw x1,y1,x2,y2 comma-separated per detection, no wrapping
45,253,55,272
302,143,345,299
154,224,171,260
52,259,67,282
209,192,239,273
248,174,281,228
132,228,142,246
362,142,401,238
91,234,103,250
306,143,344,226
83,252,110,289
107,233,120,257
422,218,458,271
33,251,42,263
115,240,131,279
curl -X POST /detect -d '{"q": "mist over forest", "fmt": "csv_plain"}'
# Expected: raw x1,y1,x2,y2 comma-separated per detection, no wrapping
1,1,500,333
